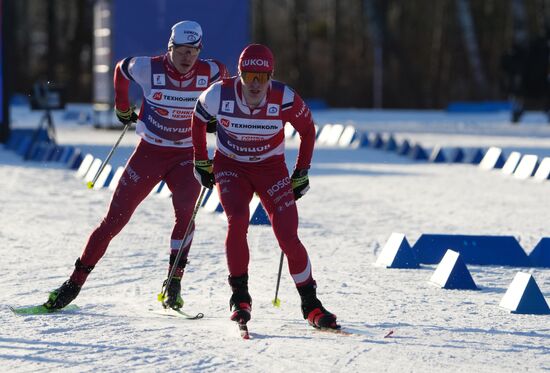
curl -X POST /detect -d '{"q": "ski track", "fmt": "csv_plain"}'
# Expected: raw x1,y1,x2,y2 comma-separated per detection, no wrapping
1,109,550,372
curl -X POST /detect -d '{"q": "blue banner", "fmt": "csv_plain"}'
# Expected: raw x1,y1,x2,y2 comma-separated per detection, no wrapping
113,0,250,76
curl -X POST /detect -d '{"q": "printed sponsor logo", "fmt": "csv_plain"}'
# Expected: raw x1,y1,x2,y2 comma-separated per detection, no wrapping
267,104,280,116
153,92,163,100
241,135,264,141
227,140,270,153
163,94,197,102
220,118,231,127
273,189,293,204
172,108,193,119
126,166,141,183
154,107,169,116
215,170,238,178
230,122,278,130
249,156,261,161
222,100,234,113
147,114,190,133
241,59,271,69
295,102,308,118
196,75,208,88
180,160,193,166
267,176,291,196
153,74,165,86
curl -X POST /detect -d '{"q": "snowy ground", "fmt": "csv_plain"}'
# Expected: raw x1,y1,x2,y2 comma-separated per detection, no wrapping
1,107,549,372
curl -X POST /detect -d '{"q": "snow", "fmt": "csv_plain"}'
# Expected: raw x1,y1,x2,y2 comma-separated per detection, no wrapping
1,107,549,372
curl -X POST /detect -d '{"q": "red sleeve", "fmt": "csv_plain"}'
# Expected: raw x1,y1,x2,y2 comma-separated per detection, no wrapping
114,60,131,110
191,113,209,161
283,92,315,170
208,59,230,82
217,61,229,80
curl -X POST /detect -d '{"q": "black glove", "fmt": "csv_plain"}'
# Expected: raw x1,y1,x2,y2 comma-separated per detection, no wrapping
194,159,215,189
115,106,138,125
206,117,217,133
291,168,310,200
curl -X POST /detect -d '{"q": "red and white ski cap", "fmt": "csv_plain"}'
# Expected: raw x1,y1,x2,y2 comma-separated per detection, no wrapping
168,20,202,49
238,44,274,73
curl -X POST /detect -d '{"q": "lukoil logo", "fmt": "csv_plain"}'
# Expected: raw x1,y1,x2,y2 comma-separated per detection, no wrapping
241,59,271,68
220,118,231,127
153,92,163,100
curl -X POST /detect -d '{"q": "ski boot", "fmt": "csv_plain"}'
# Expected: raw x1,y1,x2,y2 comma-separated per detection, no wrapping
228,274,252,324
162,277,184,310
161,254,188,310
298,282,339,329
44,279,81,310
44,258,94,310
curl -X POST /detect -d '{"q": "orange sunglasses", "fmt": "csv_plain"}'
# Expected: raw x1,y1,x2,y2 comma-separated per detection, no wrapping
240,71,272,84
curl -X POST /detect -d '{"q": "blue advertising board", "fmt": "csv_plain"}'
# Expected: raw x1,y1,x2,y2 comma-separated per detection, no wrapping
113,0,249,76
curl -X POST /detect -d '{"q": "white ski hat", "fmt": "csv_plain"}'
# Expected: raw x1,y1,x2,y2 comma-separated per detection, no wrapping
168,20,202,49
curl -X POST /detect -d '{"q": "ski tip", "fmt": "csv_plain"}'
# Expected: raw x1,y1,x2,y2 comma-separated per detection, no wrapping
384,330,394,338
10,304,79,315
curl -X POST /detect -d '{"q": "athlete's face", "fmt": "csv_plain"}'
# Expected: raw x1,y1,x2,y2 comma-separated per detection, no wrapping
240,71,272,108
169,45,200,74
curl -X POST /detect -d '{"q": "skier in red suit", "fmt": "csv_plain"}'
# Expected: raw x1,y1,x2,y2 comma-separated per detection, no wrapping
44,21,228,311
192,44,339,329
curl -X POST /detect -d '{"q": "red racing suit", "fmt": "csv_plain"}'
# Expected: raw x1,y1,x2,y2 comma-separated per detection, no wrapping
72,54,227,285
191,77,316,287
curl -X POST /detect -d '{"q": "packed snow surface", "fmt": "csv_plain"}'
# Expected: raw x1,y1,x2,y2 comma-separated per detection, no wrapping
1,107,549,372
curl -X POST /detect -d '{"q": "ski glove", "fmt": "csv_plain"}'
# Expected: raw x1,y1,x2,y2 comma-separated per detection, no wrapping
206,117,217,133
291,168,310,200
115,106,138,125
194,159,215,189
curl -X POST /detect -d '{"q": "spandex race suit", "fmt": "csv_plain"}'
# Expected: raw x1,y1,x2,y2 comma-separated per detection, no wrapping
191,76,316,287
71,54,227,286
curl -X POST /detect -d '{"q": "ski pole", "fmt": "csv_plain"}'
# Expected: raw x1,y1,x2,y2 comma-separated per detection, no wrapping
158,186,208,304
272,251,284,307
87,121,132,189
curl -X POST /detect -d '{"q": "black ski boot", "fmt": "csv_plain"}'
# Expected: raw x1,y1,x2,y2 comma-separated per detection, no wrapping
162,277,184,310
228,274,252,323
162,255,187,310
44,258,94,310
298,282,339,329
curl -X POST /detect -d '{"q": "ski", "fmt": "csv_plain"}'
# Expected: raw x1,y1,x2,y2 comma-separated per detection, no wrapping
10,304,79,315
237,320,250,339
314,326,352,336
149,307,204,320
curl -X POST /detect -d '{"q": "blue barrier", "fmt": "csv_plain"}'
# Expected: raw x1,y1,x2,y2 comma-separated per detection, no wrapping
412,234,530,266
499,272,550,314
67,149,84,170
383,135,397,151
446,101,512,113
250,197,270,225
429,146,446,163
397,139,411,155
355,131,369,148
447,147,465,163
201,188,214,207
409,144,428,160
429,250,478,290
464,148,485,164
369,133,384,149
529,238,550,267
376,233,420,269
